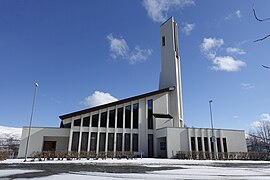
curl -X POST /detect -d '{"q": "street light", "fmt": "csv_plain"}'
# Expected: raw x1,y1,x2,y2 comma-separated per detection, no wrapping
24,82,38,162
209,100,216,159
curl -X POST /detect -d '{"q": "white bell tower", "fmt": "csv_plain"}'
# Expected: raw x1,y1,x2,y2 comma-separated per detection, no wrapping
159,17,184,127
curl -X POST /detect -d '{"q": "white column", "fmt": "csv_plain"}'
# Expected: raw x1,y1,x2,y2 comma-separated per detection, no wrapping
105,108,109,153
87,113,92,152
68,118,74,152
96,110,101,154
130,103,133,151
122,105,126,152
113,106,118,155
78,115,83,153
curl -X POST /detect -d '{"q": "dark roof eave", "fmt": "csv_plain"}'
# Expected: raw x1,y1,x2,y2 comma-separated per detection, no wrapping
59,86,175,120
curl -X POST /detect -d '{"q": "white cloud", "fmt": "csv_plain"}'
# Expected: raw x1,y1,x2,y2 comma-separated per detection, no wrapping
200,38,224,52
200,37,246,72
251,113,270,129
182,23,195,35
107,33,153,64
81,91,118,108
241,83,255,90
236,10,242,18
142,0,195,22
225,10,242,20
226,47,246,55
212,56,246,72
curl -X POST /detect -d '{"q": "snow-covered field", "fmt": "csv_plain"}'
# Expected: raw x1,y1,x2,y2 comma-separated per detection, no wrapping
1,158,270,179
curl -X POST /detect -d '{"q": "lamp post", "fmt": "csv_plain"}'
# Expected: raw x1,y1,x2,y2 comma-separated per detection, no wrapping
209,100,216,159
24,82,38,162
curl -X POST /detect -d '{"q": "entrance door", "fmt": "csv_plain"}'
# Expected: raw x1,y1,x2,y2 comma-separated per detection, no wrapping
43,141,56,151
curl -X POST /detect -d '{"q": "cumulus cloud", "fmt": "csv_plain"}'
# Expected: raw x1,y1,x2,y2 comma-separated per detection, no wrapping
226,47,246,55
212,56,246,72
107,33,153,64
81,91,118,108
225,10,242,20
200,38,224,52
200,37,246,72
182,23,195,35
142,0,195,22
241,83,255,90
251,113,270,129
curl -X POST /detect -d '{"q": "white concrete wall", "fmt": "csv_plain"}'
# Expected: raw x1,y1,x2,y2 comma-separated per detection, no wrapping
18,127,70,158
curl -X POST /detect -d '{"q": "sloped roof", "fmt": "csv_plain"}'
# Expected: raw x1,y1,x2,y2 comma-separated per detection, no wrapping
59,86,175,120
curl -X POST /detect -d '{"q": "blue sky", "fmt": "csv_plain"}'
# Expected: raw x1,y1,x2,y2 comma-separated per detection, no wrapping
1,0,270,132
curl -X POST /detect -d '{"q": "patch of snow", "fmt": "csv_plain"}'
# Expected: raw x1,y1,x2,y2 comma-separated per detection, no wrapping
0,169,42,177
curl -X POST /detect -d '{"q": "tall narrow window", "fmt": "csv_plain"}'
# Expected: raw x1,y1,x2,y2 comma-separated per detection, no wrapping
148,134,154,157
99,133,106,152
90,132,97,151
223,138,228,152
162,36,165,46
83,116,90,127
73,119,81,126
109,109,116,128
148,99,153,129
108,133,114,151
191,137,196,151
92,114,99,127
204,137,209,152
81,132,89,151
117,107,123,128
210,137,214,152
133,103,139,129
197,137,202,151
217,138,221,152
71,132,79,151
124,133,130,151
125,105,131,128
116,133,122,151
100,112,107,127
132,134,138,152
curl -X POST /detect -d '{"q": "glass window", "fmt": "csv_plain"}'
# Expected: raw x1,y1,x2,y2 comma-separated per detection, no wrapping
223,138,228,152
117,107,123,128
160,142,166,150
100,112,107,127
71,132,79,151
191,137,196,151
116,133,122,151
217,138,221,152
133,103,139,129
108,133,114,151
125,105,131,128
90,132,97,151
148,99,153,129
109,109,116,128
132,134,138,152
81,132,89,151
162,36,165,46
124,133,130,151
99,133,106,152
83,116,90,127
210,137,215,152
148,134,154,157
197,137,202,151
204,137,209,152
91,114,99,127
73,119,81,126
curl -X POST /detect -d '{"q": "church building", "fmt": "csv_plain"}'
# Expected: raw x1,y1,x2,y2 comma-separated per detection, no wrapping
18,17,247,159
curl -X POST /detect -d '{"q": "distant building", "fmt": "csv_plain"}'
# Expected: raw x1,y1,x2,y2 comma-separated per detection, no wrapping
18,17,247,159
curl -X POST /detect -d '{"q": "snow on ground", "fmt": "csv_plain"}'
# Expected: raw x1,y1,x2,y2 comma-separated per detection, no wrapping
0,169,42,177
1,158,270,179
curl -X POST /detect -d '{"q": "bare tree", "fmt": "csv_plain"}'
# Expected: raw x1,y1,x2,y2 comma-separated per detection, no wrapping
248,120,270,152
